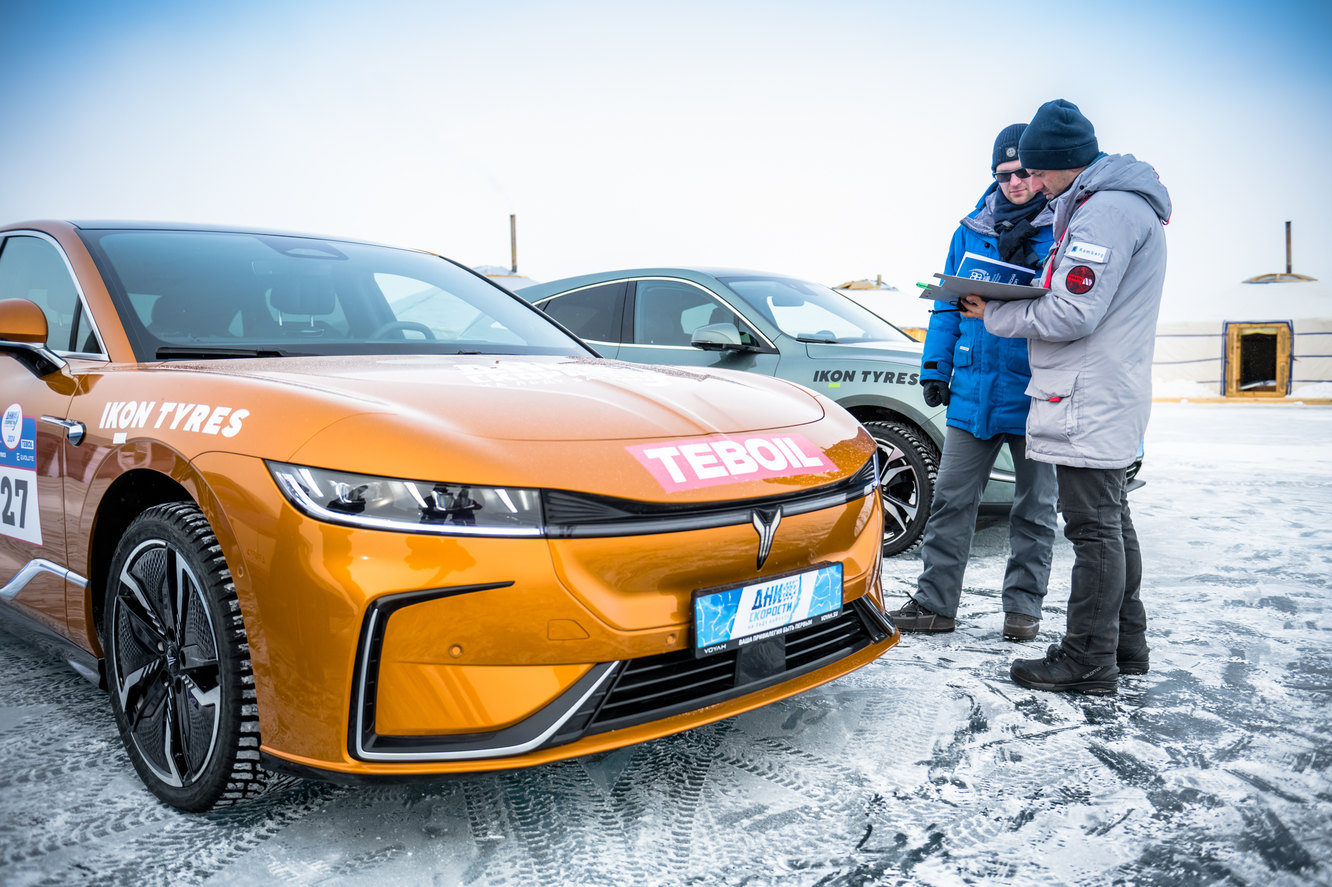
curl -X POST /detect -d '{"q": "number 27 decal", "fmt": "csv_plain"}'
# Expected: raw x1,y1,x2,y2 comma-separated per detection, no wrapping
1,475,28,529
0,467,41,545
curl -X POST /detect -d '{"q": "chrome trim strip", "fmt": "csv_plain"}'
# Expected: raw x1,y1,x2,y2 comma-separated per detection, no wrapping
1,229,109,359
0,558,89,602
354,650,619,762
348,581,629,763
618,342,708,352
627,276,778,351
537,275,779,353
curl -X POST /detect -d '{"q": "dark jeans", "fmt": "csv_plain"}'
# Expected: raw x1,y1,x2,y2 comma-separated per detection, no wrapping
1055,465,1147,665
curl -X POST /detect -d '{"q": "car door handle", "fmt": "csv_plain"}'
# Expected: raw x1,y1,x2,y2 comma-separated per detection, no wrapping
41,416,86,446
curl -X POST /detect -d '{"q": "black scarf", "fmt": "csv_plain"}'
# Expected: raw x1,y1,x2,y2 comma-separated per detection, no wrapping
992,191,1048,269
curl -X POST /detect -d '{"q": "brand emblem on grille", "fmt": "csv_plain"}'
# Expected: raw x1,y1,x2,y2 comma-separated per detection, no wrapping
751,506,783,569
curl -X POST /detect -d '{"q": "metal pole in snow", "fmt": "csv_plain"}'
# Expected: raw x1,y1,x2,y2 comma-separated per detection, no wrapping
510,214,518,274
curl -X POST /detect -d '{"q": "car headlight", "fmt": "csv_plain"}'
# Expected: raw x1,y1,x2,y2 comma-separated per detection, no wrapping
267,462,544,536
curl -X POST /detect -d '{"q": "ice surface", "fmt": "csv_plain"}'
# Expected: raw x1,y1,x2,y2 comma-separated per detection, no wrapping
1,403,1329,886
1152,378,1221,399
1153,377,1332,402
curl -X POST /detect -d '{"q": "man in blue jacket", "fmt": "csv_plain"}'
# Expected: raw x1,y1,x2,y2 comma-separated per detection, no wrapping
962,100,1171,694
889,124,1059,641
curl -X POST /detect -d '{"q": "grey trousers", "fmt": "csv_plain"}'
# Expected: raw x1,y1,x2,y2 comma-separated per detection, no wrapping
914,428,1058,619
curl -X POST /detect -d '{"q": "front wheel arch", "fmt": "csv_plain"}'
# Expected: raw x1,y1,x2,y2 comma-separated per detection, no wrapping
863,421,939,557
89,470,191,652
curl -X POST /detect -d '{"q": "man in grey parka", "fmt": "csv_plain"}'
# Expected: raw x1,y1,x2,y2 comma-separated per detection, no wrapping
960,99,1171,695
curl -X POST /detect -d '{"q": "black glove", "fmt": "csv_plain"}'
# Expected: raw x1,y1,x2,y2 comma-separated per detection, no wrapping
922,379,950,407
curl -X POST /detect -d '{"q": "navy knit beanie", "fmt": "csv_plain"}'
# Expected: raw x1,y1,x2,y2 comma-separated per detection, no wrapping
1018,99,1099,171
992,123,1026,171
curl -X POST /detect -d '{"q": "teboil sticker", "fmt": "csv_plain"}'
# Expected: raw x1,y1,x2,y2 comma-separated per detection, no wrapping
1066,265,1096,294
628,432,834,492
0,403,42,545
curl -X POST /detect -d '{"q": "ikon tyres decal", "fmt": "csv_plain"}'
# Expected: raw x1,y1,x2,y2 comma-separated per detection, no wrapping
97,400,249,443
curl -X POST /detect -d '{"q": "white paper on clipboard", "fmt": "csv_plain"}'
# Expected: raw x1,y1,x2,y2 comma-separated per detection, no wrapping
918,273,1050,302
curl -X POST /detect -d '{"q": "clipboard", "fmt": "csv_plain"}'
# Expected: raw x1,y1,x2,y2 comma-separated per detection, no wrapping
917,273,1050,302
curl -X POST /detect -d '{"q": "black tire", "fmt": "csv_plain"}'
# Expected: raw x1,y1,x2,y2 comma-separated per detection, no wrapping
864,421,939,557
102,501,278,811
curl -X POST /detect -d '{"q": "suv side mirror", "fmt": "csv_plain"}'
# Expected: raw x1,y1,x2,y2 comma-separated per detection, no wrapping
691,321,755,352
0,299,66,376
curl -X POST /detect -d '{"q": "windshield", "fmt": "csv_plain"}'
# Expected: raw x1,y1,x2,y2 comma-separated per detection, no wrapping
80,229,591,360
718,274,913,345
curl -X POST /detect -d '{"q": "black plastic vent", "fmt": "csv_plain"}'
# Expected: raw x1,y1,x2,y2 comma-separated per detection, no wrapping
550,598,886,744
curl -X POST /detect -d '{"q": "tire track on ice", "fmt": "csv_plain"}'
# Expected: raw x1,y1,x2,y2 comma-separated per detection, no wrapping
19,780,341,887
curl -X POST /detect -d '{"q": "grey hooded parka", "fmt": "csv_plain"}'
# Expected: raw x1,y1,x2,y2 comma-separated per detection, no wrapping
982,153,1171,468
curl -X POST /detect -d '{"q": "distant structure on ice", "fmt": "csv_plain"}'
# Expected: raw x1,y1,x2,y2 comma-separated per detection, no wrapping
1153,223,1330,402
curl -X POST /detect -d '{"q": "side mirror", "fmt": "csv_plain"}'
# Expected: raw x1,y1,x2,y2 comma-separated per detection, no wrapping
0,299,66,376
691,322,750,352
0,298,49,343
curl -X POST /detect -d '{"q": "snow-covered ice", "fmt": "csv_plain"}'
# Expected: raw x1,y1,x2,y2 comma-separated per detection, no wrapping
1,402,1329,886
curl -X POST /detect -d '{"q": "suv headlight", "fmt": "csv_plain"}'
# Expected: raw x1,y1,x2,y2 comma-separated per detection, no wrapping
267,462,544,536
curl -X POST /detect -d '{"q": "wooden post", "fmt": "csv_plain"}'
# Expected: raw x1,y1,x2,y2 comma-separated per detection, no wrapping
1286,220,1292,275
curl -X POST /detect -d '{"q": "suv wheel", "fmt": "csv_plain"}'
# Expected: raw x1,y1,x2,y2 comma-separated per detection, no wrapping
864,421,939,557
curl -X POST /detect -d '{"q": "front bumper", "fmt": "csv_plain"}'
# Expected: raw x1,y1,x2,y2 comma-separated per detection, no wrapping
195,452,894,779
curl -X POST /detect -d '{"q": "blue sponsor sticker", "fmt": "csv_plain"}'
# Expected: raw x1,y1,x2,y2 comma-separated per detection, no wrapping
693,563,843,656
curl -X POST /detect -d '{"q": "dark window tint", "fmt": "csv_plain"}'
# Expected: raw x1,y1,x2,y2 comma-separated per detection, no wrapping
541,282,624,343
0,235,91,352
632,280,733,347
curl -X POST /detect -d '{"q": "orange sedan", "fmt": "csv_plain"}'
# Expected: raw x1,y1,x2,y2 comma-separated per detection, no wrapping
0,221,896,811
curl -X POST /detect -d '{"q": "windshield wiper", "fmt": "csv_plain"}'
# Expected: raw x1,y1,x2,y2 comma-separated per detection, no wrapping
155,345,300,360
795,335,839,344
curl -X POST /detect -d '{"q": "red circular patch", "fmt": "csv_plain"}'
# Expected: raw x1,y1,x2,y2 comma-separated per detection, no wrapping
1066,265,1096,294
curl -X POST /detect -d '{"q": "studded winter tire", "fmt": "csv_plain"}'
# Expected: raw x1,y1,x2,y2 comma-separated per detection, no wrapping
864,421,939,557
103,501,278,811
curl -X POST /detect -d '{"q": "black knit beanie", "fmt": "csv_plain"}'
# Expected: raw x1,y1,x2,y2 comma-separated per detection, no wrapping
1018,99,1099,170
992,123,1026,171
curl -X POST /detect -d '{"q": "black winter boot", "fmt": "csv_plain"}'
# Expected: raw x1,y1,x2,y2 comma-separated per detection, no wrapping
1011,645,1118,695
887,598,955,633
1002,612,1040,641
1117,644,1150,675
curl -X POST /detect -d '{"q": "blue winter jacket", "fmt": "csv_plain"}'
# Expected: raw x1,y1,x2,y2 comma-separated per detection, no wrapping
922,185,1054,440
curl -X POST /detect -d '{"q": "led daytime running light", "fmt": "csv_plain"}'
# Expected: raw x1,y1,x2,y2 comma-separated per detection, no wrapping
268,462,544,537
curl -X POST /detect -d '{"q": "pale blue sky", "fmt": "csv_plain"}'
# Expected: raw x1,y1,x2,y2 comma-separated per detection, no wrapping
3,0,1329,320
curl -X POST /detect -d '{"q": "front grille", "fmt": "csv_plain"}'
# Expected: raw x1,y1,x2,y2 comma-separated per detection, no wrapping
549,598,887,744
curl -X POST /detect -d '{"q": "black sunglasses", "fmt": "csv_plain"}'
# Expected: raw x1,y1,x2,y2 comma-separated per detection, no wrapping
994,168,1032,183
